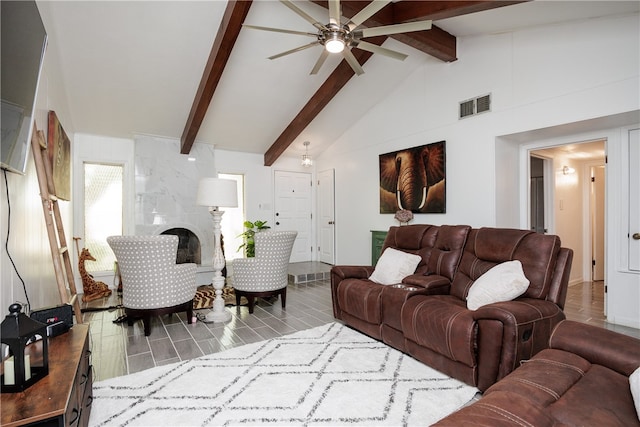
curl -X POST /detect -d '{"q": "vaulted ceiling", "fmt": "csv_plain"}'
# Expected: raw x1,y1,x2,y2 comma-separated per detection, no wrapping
35,1,639,166
179,1,527,165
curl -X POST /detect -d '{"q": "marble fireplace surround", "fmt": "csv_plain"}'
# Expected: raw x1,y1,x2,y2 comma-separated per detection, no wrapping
134,135,216,285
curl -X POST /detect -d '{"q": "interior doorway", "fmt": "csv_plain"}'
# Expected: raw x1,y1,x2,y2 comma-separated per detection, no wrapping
529,140,606,312
529,156,547,234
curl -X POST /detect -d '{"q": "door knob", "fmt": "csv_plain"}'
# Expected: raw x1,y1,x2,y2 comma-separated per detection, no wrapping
328,221,334,225
633,233,640,240
276,222,280,226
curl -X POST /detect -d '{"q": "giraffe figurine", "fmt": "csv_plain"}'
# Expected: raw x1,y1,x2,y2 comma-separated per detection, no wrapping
79,248,112,302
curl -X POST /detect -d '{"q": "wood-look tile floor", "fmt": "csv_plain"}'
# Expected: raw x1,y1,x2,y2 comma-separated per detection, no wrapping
82,276,335,382
82,274,639,383
563,280,640,339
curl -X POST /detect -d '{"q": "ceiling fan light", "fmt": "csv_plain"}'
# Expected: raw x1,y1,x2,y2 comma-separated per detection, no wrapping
325,38,345,53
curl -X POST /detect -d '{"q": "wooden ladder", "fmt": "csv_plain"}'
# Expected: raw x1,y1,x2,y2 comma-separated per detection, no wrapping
30,124,83,324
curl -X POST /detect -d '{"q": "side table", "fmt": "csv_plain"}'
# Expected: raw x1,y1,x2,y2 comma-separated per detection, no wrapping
1,324,92,427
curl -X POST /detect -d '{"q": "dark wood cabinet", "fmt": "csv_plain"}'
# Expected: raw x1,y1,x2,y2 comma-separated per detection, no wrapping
1,324,92,427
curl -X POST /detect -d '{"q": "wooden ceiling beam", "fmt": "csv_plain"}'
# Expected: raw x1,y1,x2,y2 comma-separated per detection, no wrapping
391,1,530,22
264,36,386,166
180,0,252,154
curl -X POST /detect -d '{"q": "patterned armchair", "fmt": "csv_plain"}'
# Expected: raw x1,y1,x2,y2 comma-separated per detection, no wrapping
107,235,198,336
232,230,297,313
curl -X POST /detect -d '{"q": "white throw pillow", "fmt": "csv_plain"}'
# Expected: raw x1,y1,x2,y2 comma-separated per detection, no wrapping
466,260,530,310
369,248,422,285
630,366,640,421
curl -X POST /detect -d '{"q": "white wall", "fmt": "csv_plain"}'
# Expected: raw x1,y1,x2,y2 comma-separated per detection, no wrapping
317,13,639,268
0,42,75,318
315,13,639,327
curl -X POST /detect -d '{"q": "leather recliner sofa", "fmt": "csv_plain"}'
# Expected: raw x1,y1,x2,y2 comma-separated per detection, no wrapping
434,320,640,426
331,224,573,391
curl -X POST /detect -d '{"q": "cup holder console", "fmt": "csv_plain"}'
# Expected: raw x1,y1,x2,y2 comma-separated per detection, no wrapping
391,284,419,291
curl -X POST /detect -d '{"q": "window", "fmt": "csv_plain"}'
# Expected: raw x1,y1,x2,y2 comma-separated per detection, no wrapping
83,163,123,272
218,173,244,261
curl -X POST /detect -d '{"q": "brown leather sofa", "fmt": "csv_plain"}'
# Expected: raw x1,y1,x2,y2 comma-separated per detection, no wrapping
434,320,640,426
331,225,574,391
331,224,470,344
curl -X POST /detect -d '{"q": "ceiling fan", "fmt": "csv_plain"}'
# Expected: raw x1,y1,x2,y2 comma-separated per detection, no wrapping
243,0,432,76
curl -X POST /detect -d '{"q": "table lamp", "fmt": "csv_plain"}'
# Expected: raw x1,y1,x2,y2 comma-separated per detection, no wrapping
196,177,238,323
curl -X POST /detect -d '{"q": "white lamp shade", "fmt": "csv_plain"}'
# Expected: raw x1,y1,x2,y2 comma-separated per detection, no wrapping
196,178,238,208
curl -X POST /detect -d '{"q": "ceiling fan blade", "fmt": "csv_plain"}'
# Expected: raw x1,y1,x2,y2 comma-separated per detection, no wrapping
268,41,319,60
243,24,318,38
310,50,330,75
347,0,391,30
357,20,432,38
280,0,326,31
342,48,364,76
328,0,341,26
352,40,407,61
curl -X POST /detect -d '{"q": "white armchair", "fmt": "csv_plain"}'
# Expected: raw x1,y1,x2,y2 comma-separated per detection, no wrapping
232,230,297,313
107,235,198,336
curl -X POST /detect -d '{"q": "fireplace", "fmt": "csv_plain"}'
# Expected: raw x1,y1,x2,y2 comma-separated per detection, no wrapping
134,135,217,284
160,228,201,264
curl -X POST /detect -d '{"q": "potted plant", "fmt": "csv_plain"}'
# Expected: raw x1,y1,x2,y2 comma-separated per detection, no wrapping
237,220,270,257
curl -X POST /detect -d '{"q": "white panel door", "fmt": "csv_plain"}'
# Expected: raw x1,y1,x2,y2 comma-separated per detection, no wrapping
318,169,335,264
274,170,312,263
629,129,640,271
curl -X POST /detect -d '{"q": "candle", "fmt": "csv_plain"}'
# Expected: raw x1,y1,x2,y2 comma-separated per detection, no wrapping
24,354,31,380
4,356,15,385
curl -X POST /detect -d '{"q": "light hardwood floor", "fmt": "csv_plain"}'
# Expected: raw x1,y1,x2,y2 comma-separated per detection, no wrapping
82,271,639,383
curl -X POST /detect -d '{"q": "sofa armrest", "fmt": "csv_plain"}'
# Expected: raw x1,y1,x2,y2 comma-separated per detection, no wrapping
330,265,374,280
432,391,557,427
472,298,565,390
549,320,640,377
330,265,375,319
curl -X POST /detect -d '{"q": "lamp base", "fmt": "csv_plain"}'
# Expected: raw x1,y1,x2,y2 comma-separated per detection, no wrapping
202,275,231,323
203,308,231,323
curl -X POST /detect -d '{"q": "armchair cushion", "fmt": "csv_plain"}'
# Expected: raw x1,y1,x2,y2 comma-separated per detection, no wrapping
106,235,197,336
232,230,297,292
466,260,529,310
231,230,297,314
369,248,421,285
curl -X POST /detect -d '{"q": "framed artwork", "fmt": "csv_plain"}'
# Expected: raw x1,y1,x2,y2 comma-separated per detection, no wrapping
379,140,446,213
47,111,71,201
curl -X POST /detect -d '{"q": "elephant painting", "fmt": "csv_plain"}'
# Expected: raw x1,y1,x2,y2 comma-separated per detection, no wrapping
379,141,446,213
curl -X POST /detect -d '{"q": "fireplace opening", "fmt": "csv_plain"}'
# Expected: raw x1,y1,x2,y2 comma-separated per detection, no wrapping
160,228,201,264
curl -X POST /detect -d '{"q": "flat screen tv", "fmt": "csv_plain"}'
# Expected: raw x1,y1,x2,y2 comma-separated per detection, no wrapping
1,1,47,175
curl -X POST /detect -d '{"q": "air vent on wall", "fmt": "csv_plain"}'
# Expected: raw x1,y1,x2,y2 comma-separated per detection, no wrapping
459,93,491,119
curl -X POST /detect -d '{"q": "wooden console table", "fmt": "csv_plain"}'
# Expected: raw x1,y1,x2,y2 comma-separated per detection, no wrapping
1,324,92,427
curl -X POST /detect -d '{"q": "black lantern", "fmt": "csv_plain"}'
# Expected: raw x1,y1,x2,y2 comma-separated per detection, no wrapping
1,303,49,393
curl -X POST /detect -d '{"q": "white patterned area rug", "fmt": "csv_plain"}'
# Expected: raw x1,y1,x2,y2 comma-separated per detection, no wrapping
89,322,478,427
